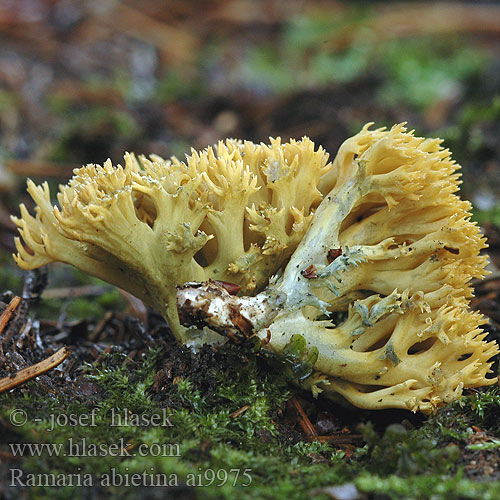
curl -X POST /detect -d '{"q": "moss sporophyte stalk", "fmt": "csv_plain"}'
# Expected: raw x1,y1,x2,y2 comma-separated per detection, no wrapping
12,123,499,413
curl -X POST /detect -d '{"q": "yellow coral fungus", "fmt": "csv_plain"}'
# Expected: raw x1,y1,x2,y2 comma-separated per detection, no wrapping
176,123,498,413
12,123,498,412
12,137,330,342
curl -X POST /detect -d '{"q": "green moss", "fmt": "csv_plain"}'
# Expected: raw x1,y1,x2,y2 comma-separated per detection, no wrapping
155,69,206,103
45,99,138,164
438,94,500,169
356,472,500,500
376,38,487,109
0,90,21,111
0,255,24,293
2,342,499,500
28,288,125,321
455,386,500,435
472,206,500,226
234,9,488,105
0,347,346,499
359,422,460,476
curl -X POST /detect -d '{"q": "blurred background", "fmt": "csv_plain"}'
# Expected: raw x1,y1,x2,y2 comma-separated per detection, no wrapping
1,0,500,320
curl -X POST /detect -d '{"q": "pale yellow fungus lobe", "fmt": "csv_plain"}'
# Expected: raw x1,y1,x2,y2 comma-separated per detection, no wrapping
176,123,499,413
12,137,330,342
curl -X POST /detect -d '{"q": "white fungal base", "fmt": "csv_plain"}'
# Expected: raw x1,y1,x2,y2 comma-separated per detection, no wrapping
176,280,283,339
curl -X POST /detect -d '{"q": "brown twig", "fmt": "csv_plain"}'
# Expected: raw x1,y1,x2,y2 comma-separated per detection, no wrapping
0,346,72,393
50,81,125,106
88,311,114,342
230,405,250,419
314,434,363,444
288,397,363,444
0,296,22,335
289,397,317,440
0,449,20,461
0,203,17,232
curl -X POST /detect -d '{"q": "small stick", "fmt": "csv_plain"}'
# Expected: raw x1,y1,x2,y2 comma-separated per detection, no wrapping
0,296,22,335
230,405,250,419
89,311,114,341
0,346,72,393
315,434,363,444
288,397,363,444
289,397,317,440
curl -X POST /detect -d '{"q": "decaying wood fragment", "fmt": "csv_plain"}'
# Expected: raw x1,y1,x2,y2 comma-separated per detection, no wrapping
0,296,22,335
0,346,72,393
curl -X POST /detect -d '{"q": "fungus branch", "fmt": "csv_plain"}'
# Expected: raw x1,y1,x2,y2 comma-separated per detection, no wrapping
177,124,498,413
12,138,330,343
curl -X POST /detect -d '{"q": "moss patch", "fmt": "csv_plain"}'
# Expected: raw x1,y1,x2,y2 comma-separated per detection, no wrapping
1,326,499,500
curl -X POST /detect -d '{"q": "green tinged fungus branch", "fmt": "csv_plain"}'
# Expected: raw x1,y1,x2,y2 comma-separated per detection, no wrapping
176,124,499,413
12,124,499,412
